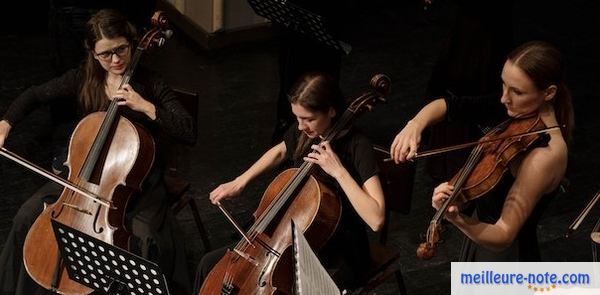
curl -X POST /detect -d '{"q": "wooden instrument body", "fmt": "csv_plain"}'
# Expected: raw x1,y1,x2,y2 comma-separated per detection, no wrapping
199,168,341,295
23,112,154,294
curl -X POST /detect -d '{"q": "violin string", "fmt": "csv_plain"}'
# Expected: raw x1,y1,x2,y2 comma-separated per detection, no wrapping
432,144,483,223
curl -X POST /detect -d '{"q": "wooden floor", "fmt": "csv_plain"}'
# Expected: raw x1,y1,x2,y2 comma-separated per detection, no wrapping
1,1,600,294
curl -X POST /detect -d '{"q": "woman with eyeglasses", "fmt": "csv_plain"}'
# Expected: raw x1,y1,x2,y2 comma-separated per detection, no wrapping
0,9,194,295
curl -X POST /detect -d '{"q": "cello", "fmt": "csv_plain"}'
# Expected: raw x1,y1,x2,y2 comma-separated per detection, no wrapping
199,74,391,295
17,12,171,294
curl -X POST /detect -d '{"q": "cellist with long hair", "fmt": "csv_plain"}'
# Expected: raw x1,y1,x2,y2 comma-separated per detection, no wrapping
194,72,386,293
0,9,194,294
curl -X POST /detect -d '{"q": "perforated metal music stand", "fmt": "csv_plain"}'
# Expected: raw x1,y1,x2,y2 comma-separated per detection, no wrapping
51,220,170,295
247,0,352,54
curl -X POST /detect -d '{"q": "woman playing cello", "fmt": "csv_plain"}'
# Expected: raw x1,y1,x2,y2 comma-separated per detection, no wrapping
194,72,386,292
0,9,194,294
390,40,574,261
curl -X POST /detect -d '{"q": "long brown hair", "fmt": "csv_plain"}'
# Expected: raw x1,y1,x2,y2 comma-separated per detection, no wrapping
507,40,574,141
80,9,137,114
288,72,345,159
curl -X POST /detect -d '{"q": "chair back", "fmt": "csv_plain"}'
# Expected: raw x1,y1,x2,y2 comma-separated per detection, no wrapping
373,145,415,215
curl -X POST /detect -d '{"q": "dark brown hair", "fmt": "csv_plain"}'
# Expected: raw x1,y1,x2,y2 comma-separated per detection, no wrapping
507,40,574,141
80,9,137,114
288,72,345,159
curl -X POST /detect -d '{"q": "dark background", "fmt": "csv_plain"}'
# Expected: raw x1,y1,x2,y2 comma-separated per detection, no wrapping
1,1,600,294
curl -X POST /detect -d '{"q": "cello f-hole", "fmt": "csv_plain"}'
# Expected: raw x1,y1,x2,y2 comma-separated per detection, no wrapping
92,205,104,234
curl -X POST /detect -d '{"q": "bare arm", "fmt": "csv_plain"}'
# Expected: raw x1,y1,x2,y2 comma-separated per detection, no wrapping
336,172,386,231
435,137,567,251
390,98,447,163
305,141,386,231
209,142,287,204
0,120,12,148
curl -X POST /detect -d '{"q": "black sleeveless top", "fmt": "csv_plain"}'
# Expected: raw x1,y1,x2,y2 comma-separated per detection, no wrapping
444,93,557,261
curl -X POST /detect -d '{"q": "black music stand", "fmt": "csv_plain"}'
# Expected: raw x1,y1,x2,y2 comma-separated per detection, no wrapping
247,0,352,54
51,220,170,295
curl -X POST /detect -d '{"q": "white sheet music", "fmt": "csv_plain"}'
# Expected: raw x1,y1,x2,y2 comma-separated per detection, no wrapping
292,221,341,295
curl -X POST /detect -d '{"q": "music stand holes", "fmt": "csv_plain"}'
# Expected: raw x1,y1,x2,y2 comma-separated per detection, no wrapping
91,273,97,280
129,260,136,266
153,278,159,285
87,265,93,271
65,246,71,253
145,283,151,289
115,269,121,276
84,256,91,262
71,265,77,271
83,277,90,284
68,256,74,262
78,260,84,266
101,277,107,284
130,292,136,295
112,260,118,266
143,274,149,280
93,282,100,289
122,264,128,271
119,254,126,261
132,269,139,276
98,269,104,275
88,241,95,247
81,269,87,276
82,246,88,253
128,283,135,289
61,237,68,244
68,232,74,239
125,274,131,280
138,287,144,293
98,245,105,252
71,241,77,248
140,265,147,271
75,251,81,258
94,260,100,266
101,255,108,262
135,278,141,285
58,228,65,234
104,265,111,271
150,269,157,275
156,288,163,294
108,250,115,257
91,250,98,257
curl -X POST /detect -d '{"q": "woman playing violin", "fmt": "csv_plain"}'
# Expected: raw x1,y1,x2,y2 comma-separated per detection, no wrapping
0,9,194,294
390,40,574,261
194,72,385,292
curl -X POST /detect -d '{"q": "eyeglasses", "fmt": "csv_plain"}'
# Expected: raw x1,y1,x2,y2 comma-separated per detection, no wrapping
94,44,130,61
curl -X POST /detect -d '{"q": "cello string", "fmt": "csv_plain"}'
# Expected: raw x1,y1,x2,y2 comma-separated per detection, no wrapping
252,107,356,233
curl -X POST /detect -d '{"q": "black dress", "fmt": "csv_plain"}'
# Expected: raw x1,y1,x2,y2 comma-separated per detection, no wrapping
443,94,555,262
0,66,195,295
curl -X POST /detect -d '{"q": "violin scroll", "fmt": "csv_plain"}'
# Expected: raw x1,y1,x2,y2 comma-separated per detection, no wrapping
416,222,440,260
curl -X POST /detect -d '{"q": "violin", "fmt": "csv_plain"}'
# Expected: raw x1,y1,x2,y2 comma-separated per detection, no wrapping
19,12,171,294
416,114,553,260
199,74,391,295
